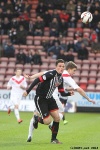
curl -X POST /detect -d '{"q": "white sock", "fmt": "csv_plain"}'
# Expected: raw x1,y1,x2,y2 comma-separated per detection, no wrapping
59,113,63,120
14,108,20,120
28,117,34,138
49,121,53,127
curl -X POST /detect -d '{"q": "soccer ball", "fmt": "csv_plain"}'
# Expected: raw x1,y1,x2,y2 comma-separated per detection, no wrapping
81,11,93,24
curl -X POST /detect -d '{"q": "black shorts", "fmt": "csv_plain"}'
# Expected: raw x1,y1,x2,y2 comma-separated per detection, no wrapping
34,95,58,119
60,98,68,105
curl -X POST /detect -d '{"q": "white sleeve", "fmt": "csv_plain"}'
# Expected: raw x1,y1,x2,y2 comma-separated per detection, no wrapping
7,78,12,87
22,78,27,88
63,76,79,90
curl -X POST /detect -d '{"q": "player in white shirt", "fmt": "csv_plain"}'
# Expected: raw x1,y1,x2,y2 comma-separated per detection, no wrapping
7,68,27,123
25,61,95,142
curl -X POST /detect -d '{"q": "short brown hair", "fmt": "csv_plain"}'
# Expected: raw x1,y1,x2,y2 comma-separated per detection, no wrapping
65,61,77,70
56,59,65,66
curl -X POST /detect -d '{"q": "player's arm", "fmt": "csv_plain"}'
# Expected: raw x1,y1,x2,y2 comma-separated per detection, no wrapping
24,72,44,80
64,76,95,104
7,79,12,90
58,80,74,97
20,78,28,90
23,71,54,96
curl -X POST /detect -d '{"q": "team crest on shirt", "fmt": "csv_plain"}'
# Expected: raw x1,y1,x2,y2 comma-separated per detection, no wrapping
55,75,62,87
42,75,46,80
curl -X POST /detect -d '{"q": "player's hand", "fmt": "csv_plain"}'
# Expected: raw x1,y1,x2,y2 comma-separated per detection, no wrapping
24,74,30,79
69,90,74,96
23,91,28,97
89,99,96,104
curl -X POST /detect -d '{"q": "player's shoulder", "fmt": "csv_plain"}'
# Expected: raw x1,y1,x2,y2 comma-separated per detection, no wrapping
45,69,56,75
62,70,71,77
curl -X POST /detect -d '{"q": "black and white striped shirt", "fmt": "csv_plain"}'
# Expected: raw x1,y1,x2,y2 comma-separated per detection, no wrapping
26,69,71,99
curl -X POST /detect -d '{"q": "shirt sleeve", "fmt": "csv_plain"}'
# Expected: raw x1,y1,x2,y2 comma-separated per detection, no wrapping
63,76,79,89
7,78,12,87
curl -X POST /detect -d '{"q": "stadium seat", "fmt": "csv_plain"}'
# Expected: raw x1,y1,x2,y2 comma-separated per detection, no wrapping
0,81,3,88
88,53,96,60
95,53,100,60
33,36,42,46
89,64,98,71
0,74,5,82
0,69,6,75
95,85,100,92
24,64,32,69
19,45,27,51
73,70,80,78
32,65,40,70
6,68,15,75
1,35,9,43
16,64,24,69
72,77,79,84
80,70,89,78
9,57,16,62
79,77,88,84
26,36,34,45
0,57,9,63
81,64,89,71
88,71,97,78
87,85,96,92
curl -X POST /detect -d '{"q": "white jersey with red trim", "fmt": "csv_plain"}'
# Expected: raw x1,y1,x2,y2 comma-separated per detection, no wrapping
7,75,27,101
62,70,79,89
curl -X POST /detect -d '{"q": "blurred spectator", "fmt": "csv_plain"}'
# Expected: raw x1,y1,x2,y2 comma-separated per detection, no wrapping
57,49,66,60
2,17,11,34
34,28,43,36
36,2,47,16
23,1,31,15
3,39,15,57
16,49,26,64
31,51,42,65
95,22,100,42
8,27,17,44
19,10,30,21
65,48,74,62
0,2,6,12
74,37,83,52
49,18,59,31
68,11,77,28
25,50,33,64
11,17,19,30
75,1,85,20
90,30,98,42
52,9,60,21
48,42,62,58
92,10,100,28
14,0,24,13
5,0,14,12
59,19,68,36
43,11,52,27
28,20,35,35
91,39,100,53
34,16,44,30
59,10,70,22
3,9,13,20
16,25,28,44
77,43,88,60
0,8,4,19
60,40,68,52
67,41,75,52
0,18,3,35
66,0,75,15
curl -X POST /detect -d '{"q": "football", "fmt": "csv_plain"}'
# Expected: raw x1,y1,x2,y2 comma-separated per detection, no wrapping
81,11,93,24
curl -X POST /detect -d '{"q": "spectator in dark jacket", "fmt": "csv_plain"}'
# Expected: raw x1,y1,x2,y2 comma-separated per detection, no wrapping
16,49,26,64
31,51,42,65
3,39,15,57
78,43,88,60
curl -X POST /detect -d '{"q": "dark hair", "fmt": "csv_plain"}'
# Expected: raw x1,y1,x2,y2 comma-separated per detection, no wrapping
65,61,77,70
56,59,65,66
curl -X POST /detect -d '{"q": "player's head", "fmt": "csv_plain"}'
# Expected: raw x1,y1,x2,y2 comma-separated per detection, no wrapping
15,68,22,76
65,61,77,76
56,59,65,74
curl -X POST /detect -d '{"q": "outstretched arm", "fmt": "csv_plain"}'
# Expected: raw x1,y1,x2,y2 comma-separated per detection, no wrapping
23,78,40,96
24,72,44,80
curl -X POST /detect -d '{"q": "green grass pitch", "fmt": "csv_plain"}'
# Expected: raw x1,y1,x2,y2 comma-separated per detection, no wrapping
0,111,100,150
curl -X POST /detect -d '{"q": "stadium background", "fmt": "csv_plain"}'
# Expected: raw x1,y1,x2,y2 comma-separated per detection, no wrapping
0,0,100,112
